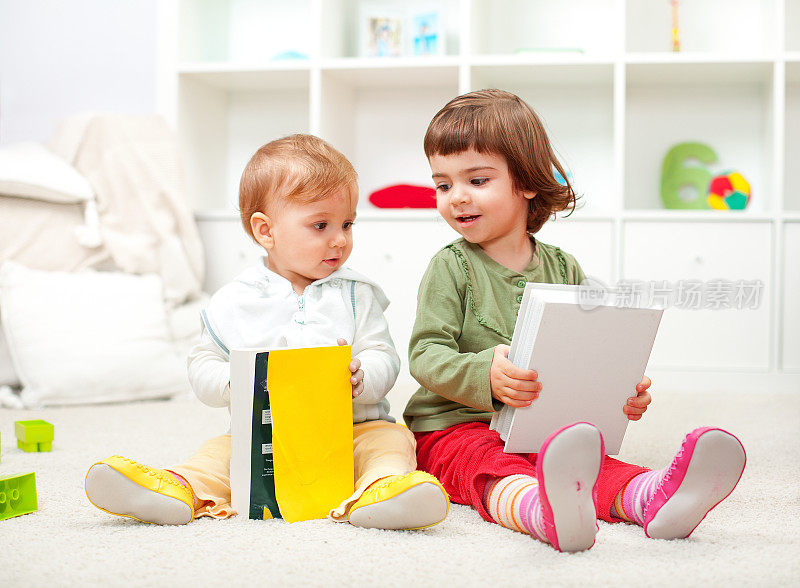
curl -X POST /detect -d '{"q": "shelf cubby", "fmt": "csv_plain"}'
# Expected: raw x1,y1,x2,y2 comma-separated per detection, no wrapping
178,70,311,211
318,65,458,205
320,0,462,58
624,61,775,211
179,0,314,63
626,0,778,56
470,0,619,57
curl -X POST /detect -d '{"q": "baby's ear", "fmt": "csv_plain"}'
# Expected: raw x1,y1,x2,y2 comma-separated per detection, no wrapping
250,212,275,250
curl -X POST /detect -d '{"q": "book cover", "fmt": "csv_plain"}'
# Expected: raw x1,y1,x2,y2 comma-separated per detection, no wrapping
491,284,663,455
230,345,354,522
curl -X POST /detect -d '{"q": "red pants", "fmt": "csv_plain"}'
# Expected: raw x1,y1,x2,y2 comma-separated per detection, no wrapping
415,422,649,524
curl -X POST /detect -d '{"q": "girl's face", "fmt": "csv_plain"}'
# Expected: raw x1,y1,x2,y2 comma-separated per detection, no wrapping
253,188,356,292
429,149,534,249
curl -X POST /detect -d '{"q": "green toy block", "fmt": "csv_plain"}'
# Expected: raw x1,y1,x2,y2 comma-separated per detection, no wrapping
0,472,38,520
14,419,54,452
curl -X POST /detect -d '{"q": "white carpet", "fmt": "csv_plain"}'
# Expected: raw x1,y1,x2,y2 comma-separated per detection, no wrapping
1,389,799,587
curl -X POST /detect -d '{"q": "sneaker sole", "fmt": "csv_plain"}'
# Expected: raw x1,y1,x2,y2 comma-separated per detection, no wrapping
645,429,746,540
85,463,193,526
349,481,449,530
539,423,603,552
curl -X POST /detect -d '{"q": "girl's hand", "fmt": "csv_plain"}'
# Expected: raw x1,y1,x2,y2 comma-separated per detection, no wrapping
623,376,652,421
337,338,364,398
490,344,541,407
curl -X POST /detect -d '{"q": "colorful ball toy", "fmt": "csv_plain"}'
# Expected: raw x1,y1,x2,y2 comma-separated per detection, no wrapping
707,171,751,210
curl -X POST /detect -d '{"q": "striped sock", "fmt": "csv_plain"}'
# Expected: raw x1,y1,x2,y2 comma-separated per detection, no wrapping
612,469,663,525
483,474,548,543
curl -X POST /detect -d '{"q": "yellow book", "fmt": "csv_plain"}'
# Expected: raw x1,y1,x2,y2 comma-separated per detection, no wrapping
230,346,354,522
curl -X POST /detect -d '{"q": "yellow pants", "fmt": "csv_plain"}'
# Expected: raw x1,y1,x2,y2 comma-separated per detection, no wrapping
170,419,417,521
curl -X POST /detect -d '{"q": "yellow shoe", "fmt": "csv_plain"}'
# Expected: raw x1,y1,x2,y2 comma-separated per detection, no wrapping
348,471,449,530
85,456,194,525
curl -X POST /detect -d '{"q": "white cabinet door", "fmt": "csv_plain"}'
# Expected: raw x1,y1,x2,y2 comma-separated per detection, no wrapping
623,221,772,370
783,223,800,371
196,218,264,294
535,220,615,284
348,217,457,418
349,218,457,354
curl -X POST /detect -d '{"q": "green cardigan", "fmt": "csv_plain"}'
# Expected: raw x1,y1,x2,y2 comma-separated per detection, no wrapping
404,237,585,432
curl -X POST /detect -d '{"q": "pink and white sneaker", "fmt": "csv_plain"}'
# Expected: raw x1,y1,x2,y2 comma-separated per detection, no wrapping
536,422,605,552
644,427,746,540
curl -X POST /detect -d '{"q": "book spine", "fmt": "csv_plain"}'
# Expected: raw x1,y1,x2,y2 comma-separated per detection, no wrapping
522,298,546,370
249,351,282,520
505,291,546,448
509,284,534,366
498,405,511,440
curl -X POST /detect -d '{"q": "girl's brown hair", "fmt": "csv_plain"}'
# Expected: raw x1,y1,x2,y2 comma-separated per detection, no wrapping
239,134,358,240
424,89,577,233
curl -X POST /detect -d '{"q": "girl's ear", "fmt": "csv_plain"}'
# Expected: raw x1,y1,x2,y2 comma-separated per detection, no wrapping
250,212,275,250
522,190,537,200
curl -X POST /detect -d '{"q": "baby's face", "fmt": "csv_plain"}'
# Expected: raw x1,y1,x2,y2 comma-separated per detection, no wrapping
265,188,357,290
429,149,532,248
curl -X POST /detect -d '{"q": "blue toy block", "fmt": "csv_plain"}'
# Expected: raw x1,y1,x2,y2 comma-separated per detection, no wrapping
0,472,38,520
15,419,54,452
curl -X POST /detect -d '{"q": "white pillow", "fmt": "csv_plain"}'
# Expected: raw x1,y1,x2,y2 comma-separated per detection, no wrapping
0,142,94,204
0,324,19,387
0,262,188,406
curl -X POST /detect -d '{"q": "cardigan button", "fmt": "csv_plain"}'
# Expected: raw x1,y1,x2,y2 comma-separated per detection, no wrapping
515,294,523,303
516,280,525,288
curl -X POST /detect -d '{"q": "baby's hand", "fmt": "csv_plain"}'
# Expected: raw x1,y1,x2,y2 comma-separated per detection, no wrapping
490,344,541,407
623,376,652,421
337,338,364,398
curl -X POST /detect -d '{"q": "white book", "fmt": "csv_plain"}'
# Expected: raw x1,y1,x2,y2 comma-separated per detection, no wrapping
489,283,663,455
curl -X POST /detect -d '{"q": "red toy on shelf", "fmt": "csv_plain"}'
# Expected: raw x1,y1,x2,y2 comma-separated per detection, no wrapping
368,184,436,208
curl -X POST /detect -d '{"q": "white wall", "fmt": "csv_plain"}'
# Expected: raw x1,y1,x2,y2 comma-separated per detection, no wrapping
0,0,157,144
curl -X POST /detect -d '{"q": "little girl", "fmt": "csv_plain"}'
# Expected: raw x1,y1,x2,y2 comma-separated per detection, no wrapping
85,134,449,530
405,89,746,552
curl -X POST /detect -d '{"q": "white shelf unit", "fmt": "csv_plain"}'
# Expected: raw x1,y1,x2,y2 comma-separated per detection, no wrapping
160,0,799,411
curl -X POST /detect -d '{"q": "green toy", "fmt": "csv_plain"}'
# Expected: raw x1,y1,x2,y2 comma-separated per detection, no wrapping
15,420,54,452
0,472,38,520
660,142,717,210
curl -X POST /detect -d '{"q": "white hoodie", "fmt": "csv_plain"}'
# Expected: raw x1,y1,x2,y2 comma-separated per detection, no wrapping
187,260,400,423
